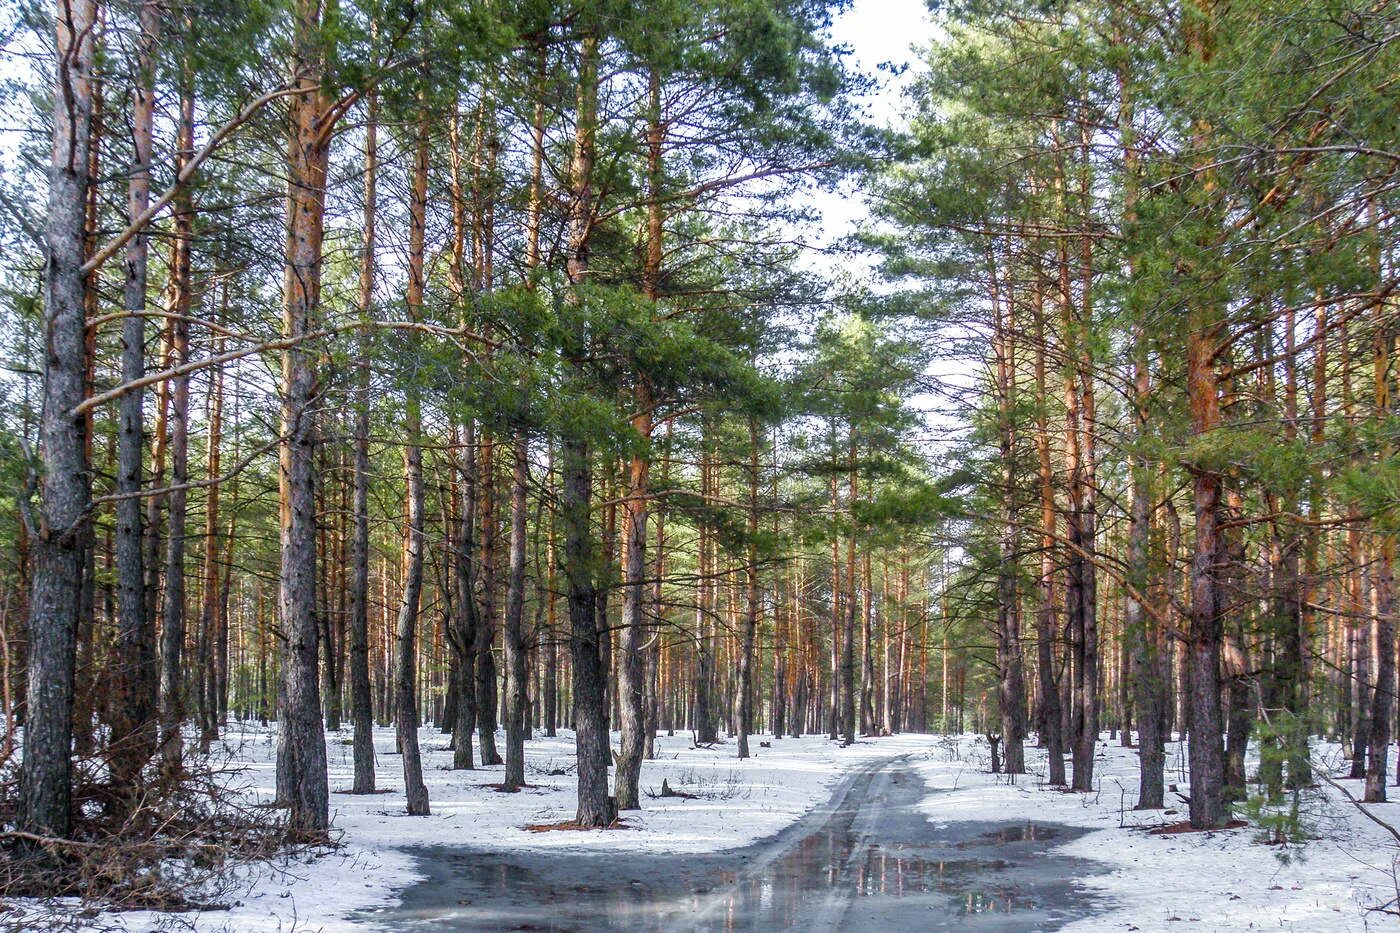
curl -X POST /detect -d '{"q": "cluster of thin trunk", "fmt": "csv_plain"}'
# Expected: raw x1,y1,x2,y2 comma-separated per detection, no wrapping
944,0,1399,830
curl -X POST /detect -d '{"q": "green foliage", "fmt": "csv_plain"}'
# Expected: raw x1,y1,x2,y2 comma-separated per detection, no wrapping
1243,714,1315,857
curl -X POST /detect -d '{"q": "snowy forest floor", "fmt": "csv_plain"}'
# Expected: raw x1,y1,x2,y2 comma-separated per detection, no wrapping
33,724,1400,932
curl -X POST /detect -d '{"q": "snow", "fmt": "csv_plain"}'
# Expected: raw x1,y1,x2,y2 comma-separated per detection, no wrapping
909,735,1400,932
95,724,931,932
53,726,1400,931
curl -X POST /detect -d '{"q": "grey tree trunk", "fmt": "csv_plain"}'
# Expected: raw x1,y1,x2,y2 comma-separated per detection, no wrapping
1181,0,1228,832
393,422,430,815
1128,337,1166,808
196,342,225,753
19,0,97,841
1366,548,1395,802
446,109,479,771
1031,284,1065,784
502,430,530,792
1222,488,1253,802
475,432,503,766
564,32,614,828
840,440,857,748
994,274,1025,774
451,423,480,770
110,0,159,804
695,442,718,745
393,86,431,817
348,86,378,796
616,404,650,806
1186,332,1227,829
543,456,558,740
159,65,195,773
1365,328,1396,803
859,561,874,736
617,69,664,807
736,418,760,760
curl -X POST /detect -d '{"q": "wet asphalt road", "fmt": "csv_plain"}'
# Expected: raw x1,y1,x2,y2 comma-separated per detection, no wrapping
362,756,1103,932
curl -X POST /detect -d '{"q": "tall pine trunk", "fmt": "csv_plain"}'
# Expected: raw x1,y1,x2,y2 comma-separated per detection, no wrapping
1032,267,1066,786
1365,320,1396,801
502,431,529,792
275,0,332,837
563,31,614,828
110,0,159,805
159,62,195,773
1183,0,1227,829
348,86,377,795
736,417,760,759
617,69,663,805
993,248,1025,774
393,78,431,816
196,334,225,753
19,0,97,840
840,433,858,748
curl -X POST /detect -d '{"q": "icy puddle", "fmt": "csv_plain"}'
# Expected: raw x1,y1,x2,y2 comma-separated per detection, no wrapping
366,760,1103,931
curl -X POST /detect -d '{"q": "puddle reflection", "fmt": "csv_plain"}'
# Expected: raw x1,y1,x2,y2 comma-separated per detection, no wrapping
376,767,1099,932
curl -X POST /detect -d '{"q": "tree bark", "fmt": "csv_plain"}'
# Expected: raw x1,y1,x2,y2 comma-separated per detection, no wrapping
736,417,761,759
1365,321,1396,802
841,432,858,748
19,0,97,841
502,430,529,792
451,422,481,770
1128,340,1166,807
159,61,196,773
348,85,377,795
1185,316,1228,828
617,70,663,805
446,109,479,771
1183,0,1227,830
393,78,432,817
475,430,503,766
1031,265,1066,786
275,0,333,837
993,248,1025,774
696,438,718,744
110,0,159,805
563,31,614,828
196,331,225,753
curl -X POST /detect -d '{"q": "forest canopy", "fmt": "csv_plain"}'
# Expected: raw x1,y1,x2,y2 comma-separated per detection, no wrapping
0,0,1397,916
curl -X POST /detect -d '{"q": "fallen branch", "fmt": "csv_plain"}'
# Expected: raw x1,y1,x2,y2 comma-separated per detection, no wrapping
1317,770,1400,847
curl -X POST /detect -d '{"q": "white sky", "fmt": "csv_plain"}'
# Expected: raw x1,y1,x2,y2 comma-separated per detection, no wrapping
815,0,933,256
806,0,971,453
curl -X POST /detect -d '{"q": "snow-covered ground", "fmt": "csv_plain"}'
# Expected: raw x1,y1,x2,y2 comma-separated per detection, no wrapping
59,725,1400,931
912,735,1400,932
103,724,931,932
